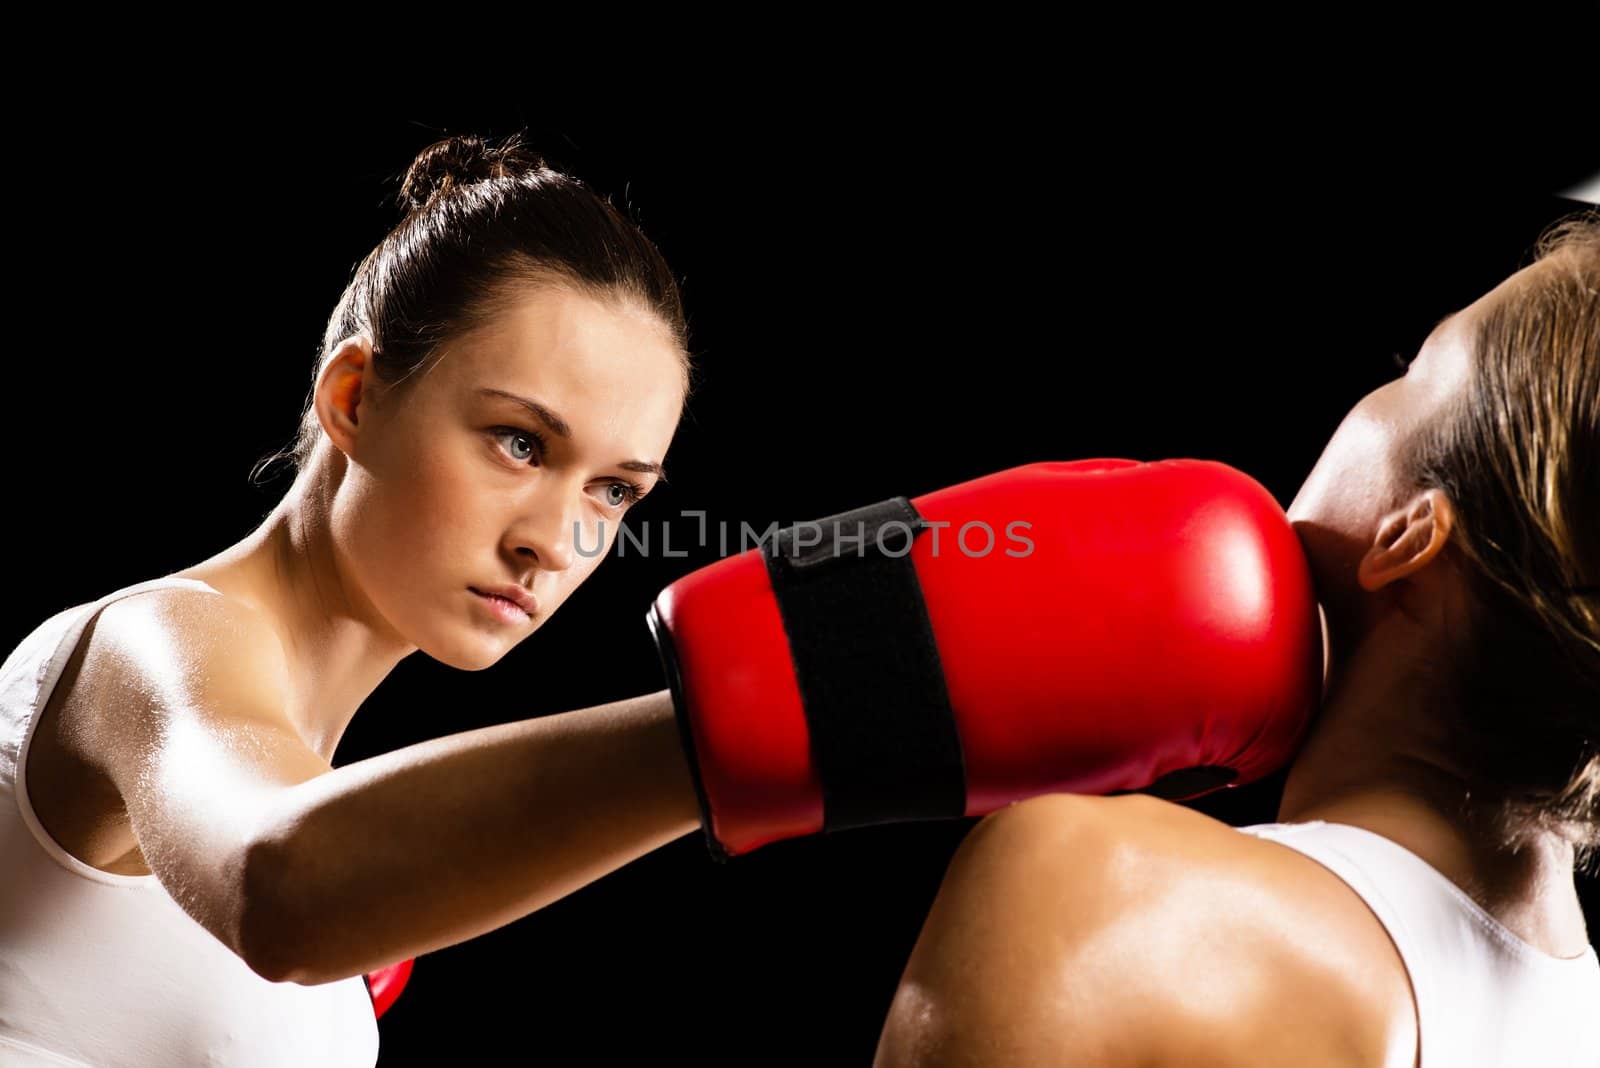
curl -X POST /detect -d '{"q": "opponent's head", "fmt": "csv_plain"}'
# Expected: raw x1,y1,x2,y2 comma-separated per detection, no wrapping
256,131,693,670
1288,209,1600,864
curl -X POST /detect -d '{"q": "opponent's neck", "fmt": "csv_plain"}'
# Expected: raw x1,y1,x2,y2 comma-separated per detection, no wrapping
1278,622,1590,959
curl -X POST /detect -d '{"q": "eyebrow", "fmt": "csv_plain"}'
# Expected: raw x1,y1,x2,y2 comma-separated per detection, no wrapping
476,387,668,482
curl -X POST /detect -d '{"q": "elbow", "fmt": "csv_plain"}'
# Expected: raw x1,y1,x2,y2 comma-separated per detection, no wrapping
236,831,314,984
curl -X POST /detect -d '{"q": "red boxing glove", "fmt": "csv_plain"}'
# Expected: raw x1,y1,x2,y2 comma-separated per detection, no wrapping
646,459,1322,861
364,957,413,1020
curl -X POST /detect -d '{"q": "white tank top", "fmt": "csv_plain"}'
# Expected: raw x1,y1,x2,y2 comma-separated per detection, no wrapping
1237,819,1600,1067
0,576,380,1067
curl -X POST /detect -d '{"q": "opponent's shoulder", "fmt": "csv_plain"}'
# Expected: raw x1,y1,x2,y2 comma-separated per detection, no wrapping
960,794,1418,1066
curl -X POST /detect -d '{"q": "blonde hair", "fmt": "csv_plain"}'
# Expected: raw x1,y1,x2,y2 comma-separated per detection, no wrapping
1400,208,1600,870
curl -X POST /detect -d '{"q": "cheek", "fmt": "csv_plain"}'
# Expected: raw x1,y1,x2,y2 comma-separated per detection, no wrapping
366,439,490,566
1288,397,1400,528
1286,400,1407,613
566,521,616,580
1288,433,1353,527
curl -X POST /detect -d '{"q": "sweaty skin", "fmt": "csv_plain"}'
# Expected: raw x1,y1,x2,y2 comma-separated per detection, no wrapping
24,283,709,986
874,257,1592,1067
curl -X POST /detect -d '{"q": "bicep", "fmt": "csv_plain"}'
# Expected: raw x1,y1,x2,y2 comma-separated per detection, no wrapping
83,590,332,966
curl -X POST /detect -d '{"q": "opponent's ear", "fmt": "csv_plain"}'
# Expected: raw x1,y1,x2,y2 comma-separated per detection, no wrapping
1357,488,1456,593
314,335,374,459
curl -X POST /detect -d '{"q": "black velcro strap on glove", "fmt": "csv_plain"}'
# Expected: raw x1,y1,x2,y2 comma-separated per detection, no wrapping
764,495,968,834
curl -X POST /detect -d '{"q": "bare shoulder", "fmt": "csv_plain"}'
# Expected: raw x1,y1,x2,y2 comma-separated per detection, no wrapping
1030,796,1420,1061
26,582,303,876
886,793,1418,1067
72,583,297,761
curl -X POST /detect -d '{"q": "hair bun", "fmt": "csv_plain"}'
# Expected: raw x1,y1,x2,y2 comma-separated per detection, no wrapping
398,131,550,214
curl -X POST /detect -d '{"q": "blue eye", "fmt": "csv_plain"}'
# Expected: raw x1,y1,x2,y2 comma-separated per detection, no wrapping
603,481,646,508
489,427,646,510
493,427,544,462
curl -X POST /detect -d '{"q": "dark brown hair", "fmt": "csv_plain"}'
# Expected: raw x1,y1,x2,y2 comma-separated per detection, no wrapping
251,130,694,485
1400,208,1600,871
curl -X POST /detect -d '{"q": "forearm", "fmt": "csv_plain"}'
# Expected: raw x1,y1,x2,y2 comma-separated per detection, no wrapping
242,687,701,985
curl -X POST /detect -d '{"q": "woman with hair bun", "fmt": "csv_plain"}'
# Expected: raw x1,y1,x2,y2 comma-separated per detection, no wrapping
0,130,706,1066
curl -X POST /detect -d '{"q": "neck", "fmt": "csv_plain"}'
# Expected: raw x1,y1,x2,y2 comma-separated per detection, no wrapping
1277,613,1591,959
182,450,417,763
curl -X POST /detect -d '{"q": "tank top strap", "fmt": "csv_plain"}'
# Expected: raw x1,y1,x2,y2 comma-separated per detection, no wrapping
2,575,223,722
4,576,224,887
37,576,221,677
1236,818,1600,1067
18,577,223,712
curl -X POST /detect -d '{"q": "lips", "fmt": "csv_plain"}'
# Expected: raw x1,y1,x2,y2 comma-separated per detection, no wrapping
471,584,539,616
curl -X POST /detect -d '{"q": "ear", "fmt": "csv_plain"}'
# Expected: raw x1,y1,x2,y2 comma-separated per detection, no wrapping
1357,488,1456,593
314,335,374,459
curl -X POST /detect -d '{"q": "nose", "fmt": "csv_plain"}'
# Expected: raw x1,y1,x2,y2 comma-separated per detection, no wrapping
508,476,582,573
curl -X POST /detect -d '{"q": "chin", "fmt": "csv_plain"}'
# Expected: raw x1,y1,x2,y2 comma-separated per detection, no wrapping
418,633,515,672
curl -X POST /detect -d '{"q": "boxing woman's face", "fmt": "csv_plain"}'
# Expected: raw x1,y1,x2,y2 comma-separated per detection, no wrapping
1285,284,1488,651
326,284,687,670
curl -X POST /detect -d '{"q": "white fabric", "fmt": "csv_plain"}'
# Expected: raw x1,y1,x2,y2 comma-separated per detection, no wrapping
0,576,379,1067
1237,818,1600,1067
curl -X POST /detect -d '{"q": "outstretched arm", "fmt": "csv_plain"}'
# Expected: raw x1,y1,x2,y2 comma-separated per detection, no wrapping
85,587,700,987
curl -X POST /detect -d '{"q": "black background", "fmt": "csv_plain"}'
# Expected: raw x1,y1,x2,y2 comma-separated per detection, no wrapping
4,105,1596,1065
